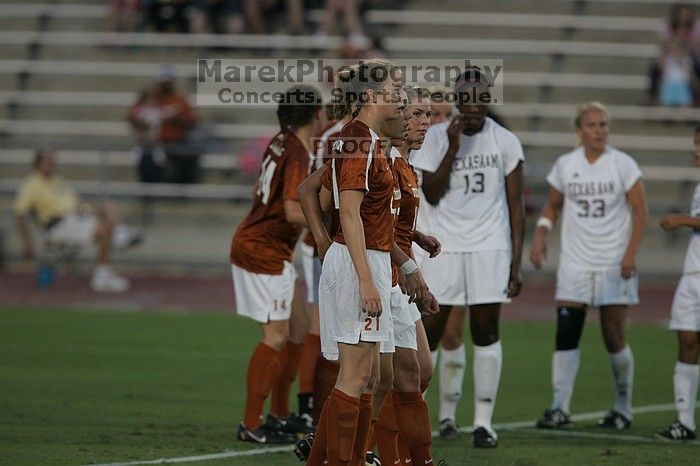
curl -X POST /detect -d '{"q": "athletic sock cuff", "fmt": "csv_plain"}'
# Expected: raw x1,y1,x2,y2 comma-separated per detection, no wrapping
331,388,359,405
473,340,502,352
676,361,700,374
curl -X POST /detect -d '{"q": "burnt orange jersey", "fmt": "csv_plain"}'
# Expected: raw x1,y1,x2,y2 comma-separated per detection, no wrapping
320,120,400,253
392,152,421,257
230,131,311,274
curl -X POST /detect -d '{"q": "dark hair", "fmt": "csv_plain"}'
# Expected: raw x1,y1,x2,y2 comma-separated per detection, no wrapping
695,125,700,133
277,84,323,131
33,147,53,168
454,67,489,90
334,59,402,119
670,4,695,32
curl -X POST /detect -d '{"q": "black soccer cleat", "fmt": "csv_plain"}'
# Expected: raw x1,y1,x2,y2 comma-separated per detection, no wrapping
655,421,696,441
438,418,459,440
365,451,382,465
472,426,498,448
294,433,314,461
536,408,573,429
265,413,313,436
237,422,295,444
596,410,631,430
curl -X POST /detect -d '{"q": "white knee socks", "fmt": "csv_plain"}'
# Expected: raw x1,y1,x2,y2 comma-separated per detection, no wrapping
473,341,502,430
551,349,580,414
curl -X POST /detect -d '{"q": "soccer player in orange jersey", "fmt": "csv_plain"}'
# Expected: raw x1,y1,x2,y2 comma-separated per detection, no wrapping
231,84,326,444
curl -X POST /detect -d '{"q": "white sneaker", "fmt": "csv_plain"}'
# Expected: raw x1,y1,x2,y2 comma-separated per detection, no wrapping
112,224,142,250
91,265,129,292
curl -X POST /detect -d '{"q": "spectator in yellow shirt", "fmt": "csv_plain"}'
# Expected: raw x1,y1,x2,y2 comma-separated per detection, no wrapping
14,148,141,292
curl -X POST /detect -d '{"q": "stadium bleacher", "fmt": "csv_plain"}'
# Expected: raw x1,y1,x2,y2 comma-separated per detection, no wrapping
1,0,699,268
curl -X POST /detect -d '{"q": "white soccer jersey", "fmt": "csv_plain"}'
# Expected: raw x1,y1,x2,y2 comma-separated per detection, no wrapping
412,168,435,234
547,146,642,270
410,117,525,252
682,183,700,274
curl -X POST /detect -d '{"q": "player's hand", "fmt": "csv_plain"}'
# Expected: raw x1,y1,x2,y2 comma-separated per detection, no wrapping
359,278,383,317
417,292,440,316
529,237,547,270
447,114,465,150
621,255,636,279
660,214,684,232
416,233,441,258
403,270,428,303
507,265,522,298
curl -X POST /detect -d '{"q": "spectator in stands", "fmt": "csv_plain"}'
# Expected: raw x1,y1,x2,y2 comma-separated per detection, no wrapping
128,88,167,183
14,149,141,293
659,38,699,106
190,0,244,34
650,3,700,105
128,66,199,184
146,0,193,33
243,0,304,34
316,0,366,45
105,0,144,32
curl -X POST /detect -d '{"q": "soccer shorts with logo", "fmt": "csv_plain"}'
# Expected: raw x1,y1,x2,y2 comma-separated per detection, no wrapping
319,242,392,361
231,261,297,323
420,249,511,306
670,273,700,331
555,263,639,307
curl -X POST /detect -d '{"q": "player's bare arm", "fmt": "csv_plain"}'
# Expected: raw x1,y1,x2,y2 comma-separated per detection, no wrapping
412,230,441,258
660,213,700,231
530,187,564,270
622,180,648,279
421,114,465,205
506,161,525,297
339,189,382,317
297,164,332,259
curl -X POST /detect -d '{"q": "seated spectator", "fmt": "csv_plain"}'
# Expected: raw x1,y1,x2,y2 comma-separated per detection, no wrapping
650,3,700,105
243,0,304,34
316,0,367,45
128,66,199,184
146,0,193,33
660,38,698,106
105,0,144,32
14,149,141,292
127,88,167,183
190,0,244,34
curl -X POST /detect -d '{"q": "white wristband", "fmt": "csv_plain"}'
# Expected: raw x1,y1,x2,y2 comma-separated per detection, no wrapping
400,258,418,275
536,216,553,232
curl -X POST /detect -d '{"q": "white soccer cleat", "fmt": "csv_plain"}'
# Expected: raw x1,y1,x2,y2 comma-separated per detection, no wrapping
91,265,129,293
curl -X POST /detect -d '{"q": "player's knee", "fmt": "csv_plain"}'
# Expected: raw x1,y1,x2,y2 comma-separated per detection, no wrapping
555,307,586,351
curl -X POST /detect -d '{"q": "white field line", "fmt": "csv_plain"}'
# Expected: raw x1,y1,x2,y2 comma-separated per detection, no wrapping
89,402,691,466
518,427,700,445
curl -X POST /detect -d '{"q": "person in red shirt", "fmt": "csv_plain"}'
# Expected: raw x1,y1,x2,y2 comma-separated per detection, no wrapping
231,84,326,444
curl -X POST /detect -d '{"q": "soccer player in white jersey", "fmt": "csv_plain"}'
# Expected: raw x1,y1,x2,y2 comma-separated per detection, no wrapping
656,127,700,441
410,69,526,448
530,102,647,431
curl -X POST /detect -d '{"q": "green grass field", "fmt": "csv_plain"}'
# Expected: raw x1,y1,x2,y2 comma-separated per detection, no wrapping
0,307,697,466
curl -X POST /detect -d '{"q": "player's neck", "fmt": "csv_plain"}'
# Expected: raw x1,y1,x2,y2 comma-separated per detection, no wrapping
584,147,604,163
399,143,411,157
291,126,313,153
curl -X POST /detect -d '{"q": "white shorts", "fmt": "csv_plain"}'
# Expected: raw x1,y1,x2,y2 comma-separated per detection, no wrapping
390,285,421,351
231,261,297,323
319,242,392,361
412,243,430,268
555,264,639,307
670,273,700,331
420,250,511,306
46,213,97,248
301,243,322,305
